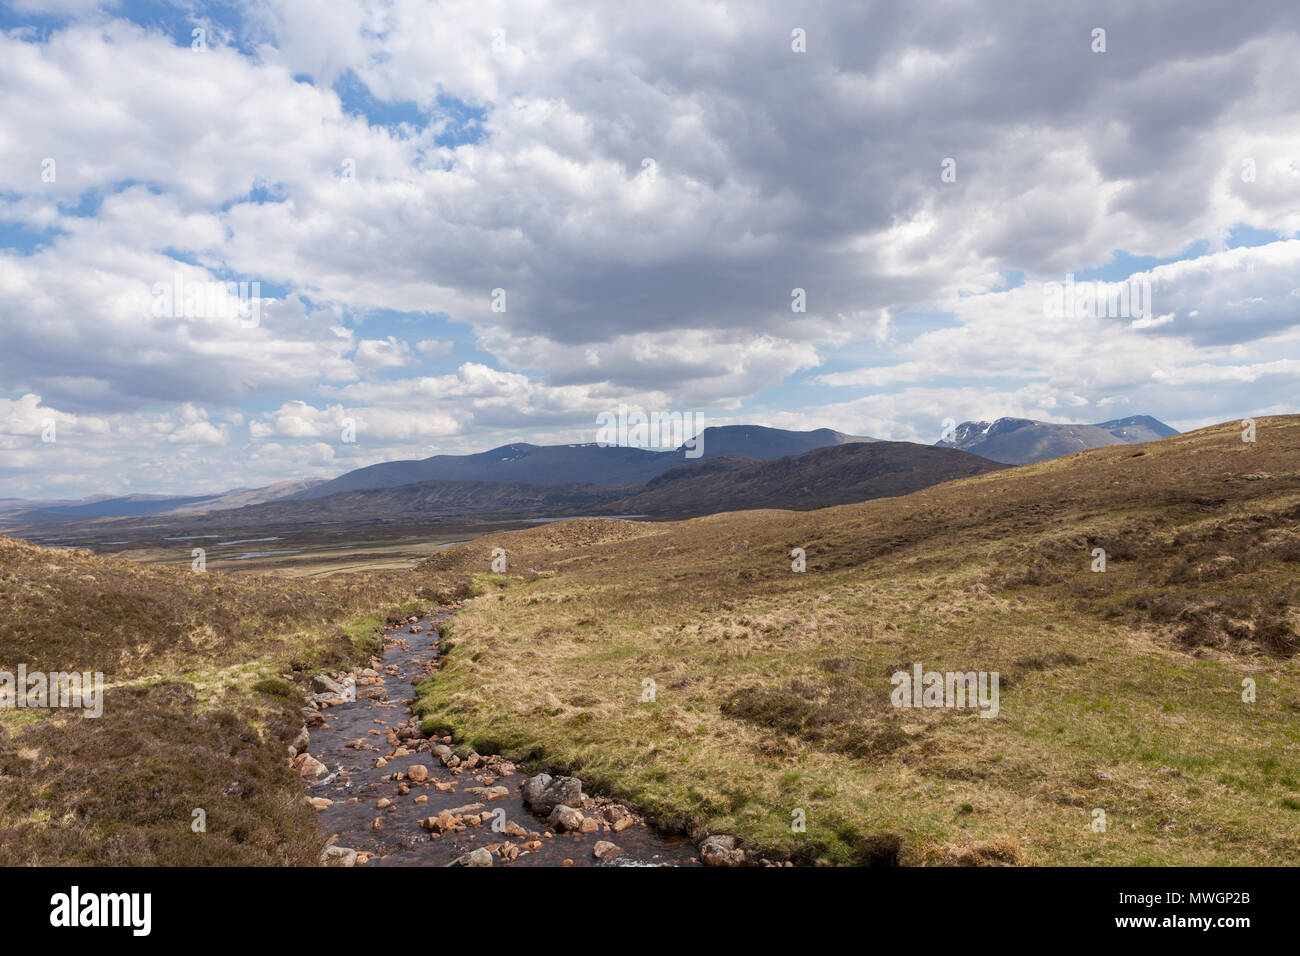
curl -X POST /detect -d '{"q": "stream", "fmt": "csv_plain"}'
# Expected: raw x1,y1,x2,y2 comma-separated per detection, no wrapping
306,607,700,866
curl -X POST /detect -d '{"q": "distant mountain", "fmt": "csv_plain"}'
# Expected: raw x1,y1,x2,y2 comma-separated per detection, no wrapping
935,415,1179,465
0,492,222,526
291,425,878,499
593,440,1004,516
166,478,327,514
67,479,630,536
0,478,327,528
681,425,876,460
4,439,994,542
290,443,672,499
0,426,877,523
0,496,91,515
1093,415,1180,443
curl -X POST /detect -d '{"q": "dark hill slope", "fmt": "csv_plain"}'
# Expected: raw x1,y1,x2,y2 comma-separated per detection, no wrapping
597,441,1006,516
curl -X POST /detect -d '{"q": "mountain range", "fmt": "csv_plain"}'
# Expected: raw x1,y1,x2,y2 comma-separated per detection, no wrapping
0,417,1178,531
287,425,875,499
934,415,1178,465
6,440,1002,540
0,478,326,527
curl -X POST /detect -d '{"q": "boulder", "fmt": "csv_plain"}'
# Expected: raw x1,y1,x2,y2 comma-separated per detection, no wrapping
522,773,552,805
420,812,460,833
445,847,494,867
522,774,584,815
700,834,746,867
293,754,327,779
548,805,585,832
593,840,622,862
321,845,357,867
287,725,310,757
310,674,345,696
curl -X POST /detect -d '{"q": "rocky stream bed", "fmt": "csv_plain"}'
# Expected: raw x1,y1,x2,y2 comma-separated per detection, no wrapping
289,607,729,867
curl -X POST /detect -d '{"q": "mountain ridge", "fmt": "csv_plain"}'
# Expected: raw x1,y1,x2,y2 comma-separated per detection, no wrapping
597,440,1004,516
936,414,1178,465
289,424,877,500
2,440,991,542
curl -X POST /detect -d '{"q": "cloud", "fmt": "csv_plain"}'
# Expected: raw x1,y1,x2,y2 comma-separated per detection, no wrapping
1,2,1299,494
353,336,416,368
415,339,453,358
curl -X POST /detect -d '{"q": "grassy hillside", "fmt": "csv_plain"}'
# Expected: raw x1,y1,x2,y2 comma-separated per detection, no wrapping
411,416,1300,865
598,441,1005,516
0,536,426,865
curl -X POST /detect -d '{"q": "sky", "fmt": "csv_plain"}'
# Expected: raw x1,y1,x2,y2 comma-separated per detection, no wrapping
1,0,1298,499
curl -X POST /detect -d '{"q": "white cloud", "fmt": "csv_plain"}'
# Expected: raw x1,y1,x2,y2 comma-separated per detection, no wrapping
1,2,1299,495
353,336,416,368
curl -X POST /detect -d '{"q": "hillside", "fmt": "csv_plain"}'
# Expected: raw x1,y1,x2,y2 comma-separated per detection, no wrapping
411,416,1300,865
598,441,1004,516
168,477,329,513
0,536,422,865
679,425,875,460
936,414,1179,464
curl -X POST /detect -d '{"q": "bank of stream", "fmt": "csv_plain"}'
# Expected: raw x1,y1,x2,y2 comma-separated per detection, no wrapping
303,607,700,866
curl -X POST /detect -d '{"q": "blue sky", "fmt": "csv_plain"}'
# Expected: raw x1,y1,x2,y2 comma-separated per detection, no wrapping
2,1,1299,497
